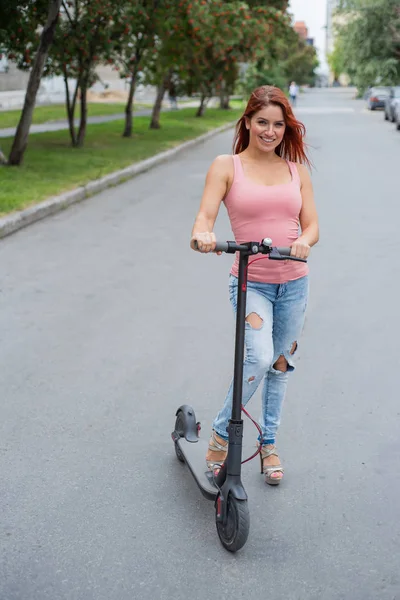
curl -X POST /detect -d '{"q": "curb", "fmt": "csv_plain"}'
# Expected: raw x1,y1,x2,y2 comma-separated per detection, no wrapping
0,120,235,240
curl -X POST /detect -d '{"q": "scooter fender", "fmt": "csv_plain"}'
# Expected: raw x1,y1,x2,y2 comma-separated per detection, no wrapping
225,481,248,502
216,481,248,524
175,404,198,443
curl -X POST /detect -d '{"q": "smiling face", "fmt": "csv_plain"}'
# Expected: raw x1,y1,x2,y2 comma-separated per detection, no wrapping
245,104,286,154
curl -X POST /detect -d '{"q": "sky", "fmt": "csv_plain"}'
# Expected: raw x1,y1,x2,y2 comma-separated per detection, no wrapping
288,0,329,72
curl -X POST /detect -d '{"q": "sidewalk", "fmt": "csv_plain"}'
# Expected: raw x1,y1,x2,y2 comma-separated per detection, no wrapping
0,100,216,138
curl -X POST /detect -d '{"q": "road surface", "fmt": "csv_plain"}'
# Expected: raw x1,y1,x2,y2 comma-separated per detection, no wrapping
1,88,399,600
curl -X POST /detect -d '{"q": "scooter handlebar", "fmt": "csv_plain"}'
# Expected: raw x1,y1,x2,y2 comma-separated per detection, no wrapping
193,240,307,262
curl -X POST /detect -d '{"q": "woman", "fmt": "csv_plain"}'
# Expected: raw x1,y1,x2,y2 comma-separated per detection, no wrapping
289,81,299,106
190,85,319,485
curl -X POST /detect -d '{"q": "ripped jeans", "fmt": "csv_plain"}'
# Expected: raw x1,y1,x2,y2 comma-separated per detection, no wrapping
212,274,309,445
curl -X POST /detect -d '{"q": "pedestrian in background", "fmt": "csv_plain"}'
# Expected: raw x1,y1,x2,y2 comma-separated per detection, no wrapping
289,81,299,106
168,81,178,110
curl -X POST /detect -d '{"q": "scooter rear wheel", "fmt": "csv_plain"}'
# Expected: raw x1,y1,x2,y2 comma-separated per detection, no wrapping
216,496,250,552
173,412,185,463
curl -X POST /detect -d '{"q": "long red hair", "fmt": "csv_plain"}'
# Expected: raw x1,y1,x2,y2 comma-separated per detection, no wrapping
233,85,311,167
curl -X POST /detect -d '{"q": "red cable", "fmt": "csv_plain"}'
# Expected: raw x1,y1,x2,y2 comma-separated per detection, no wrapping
241,405,263,465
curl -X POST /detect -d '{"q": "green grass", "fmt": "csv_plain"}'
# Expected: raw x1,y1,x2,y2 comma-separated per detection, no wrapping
0,102,151,129
229,99,245,109
0,107,241,215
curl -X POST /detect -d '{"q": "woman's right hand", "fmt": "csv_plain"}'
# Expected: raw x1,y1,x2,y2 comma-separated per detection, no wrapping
190,231,217,253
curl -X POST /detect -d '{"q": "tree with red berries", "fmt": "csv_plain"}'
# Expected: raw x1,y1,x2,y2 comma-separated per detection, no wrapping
175,1,288,116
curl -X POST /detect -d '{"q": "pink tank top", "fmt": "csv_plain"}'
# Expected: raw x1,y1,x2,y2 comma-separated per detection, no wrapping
223,155,309,284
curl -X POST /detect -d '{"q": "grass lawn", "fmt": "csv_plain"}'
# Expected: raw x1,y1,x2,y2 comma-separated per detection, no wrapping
0,107,242,216
229,99,246,109
0,102,151,129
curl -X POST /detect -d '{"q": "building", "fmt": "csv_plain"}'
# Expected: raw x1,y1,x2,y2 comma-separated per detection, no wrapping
294,21,314,47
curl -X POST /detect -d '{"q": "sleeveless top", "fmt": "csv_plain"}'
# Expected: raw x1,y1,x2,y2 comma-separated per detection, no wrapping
223,154,309,284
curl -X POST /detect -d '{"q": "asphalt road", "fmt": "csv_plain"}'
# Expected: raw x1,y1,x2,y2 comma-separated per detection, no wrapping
1,88,400,600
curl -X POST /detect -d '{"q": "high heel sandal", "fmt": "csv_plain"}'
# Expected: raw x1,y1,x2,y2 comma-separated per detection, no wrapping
206,430,228,472
259,444,284,486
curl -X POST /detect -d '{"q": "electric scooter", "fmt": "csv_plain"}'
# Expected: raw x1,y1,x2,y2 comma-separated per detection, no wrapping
171,238,307,552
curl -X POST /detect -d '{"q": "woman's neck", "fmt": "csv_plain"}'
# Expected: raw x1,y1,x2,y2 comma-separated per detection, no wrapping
241,147,282,163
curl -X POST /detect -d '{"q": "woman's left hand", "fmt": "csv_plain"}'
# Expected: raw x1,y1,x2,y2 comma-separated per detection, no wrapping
291,238,310,260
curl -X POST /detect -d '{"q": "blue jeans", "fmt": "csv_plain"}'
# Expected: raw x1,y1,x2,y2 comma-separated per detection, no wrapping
213,275,309,445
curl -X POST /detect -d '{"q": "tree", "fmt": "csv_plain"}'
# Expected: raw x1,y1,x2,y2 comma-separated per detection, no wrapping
48,0,127,147
143,0,206,127
0,0,62,166
112,0,162,138
284,40,319,86
239,12,319,97
336,0,400,93
327,41,346,84
179,1,288,116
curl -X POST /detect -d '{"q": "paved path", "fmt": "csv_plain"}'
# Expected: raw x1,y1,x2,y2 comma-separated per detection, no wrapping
1,88,399,600
0,100,213,138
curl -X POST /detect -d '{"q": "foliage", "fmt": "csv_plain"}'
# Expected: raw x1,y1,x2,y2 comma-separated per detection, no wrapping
239,20,319,97
336,0,400,92
0,1,48,62
0,0,323,158
45,0,128,145
327,41,346,83
183,1,289,102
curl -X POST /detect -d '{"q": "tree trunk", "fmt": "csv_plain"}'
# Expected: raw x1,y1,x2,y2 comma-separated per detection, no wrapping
8,0,62,166
219,82,230,110
64,72,78,147
76,82,88,147
220,93,230,110
122,71,137,138
196,95,208,117
149,71,171,130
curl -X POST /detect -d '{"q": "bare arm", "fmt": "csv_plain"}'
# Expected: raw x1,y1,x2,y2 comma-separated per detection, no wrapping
291,164,319,259
190,155,232,253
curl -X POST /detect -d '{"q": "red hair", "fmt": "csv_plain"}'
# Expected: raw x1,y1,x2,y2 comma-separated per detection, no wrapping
233,85,311,167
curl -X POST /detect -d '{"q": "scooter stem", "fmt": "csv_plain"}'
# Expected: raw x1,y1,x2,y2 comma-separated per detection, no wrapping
215,251,249,489
231,252,249,420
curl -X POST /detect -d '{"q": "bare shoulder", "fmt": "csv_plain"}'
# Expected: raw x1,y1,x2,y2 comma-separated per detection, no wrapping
206,154,234,190
295,163,312,186
295,163,311,181
209,154,234,175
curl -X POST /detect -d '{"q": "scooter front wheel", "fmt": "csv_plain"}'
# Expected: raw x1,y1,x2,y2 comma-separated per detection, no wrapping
216,496,250,552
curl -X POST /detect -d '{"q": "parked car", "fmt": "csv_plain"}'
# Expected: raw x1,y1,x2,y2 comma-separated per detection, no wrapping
366,87,390,110
393,99,400,131
384,86,400,121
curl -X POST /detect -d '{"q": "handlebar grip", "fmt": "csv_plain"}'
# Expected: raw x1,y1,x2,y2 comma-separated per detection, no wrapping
276,247,291,257
193,240,229,253
214,242,229,253
271,246,307,263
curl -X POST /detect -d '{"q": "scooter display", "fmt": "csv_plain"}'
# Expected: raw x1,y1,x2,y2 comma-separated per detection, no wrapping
171,238,307,552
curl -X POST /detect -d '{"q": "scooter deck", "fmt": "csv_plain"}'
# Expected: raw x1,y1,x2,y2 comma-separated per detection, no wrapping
177,438,218,501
